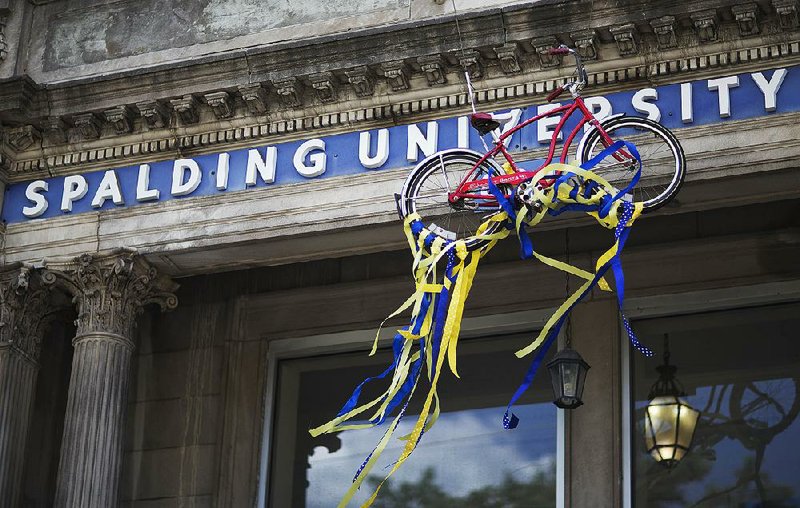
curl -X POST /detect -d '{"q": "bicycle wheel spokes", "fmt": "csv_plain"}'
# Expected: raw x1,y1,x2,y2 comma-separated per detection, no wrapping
400,149,508,250
581,118,685,211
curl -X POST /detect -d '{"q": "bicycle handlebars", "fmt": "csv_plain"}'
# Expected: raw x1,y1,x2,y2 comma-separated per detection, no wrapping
547,45,588,88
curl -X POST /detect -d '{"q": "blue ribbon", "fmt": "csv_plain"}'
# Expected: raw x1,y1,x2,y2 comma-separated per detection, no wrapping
503,138,649,428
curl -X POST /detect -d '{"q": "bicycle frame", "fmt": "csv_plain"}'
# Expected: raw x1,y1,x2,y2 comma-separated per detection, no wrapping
450,95,617,204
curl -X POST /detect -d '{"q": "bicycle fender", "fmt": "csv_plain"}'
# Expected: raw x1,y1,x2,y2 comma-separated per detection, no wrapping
574,113,627,165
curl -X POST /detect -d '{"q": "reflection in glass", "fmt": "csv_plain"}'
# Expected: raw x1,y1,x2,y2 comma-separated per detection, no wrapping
270,334,558,507
632,304,800,507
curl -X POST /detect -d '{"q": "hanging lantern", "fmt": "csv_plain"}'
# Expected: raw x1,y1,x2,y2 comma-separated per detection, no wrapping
644,337,700,468
547,347,590,409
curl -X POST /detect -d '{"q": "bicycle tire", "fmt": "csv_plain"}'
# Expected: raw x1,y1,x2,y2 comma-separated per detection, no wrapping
728,378,800,441
399,149,509,251
579,116,686,213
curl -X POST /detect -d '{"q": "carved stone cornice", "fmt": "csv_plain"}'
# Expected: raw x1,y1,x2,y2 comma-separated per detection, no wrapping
457,50,483,80
6,37,800,179
43,250,178,341
0,266,54,364
381,61,409,91
204,91,234,119
650,16,678,49
531,36,562,68
170,95,199,125
773,0,799,29
691,9,720,43
135,100,169,128
72,112,101,140
103,105,133,134
238,83,268,114
275,77,303,108
417,55,447,86
309,72,338,103
610,24,639,56
6,125,41,152
344,66,374,97
732,3,760,36
572,29,599,61
494,42,522,74
41,117,67,145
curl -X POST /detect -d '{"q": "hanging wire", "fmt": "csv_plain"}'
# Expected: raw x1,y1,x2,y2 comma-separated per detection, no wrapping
450,0,477,113
663,333,671,365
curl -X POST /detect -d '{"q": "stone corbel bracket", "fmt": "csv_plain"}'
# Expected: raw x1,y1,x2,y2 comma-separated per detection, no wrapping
650,15,678,50
308,72,338,103
170,95,200,125
732,3,760,36
572,29,599,61
203,91,234,119
456,50,484,80
104,105,134,135
417,55,447,86
274,77,303,108
344,66,375,97
6,125,41,152
610,24,640,56
135,100,170,129
238,83,268,114
691,9,720,43
532,36,562,68
494,42,522,74
381,61,410,92
772,0,798,29
71,113,102,141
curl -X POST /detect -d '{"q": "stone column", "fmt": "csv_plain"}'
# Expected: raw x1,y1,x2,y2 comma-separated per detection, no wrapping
0,266,53,508
48,251,177,508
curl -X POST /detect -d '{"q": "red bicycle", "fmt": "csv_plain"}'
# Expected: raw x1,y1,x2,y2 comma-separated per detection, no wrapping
398,46,686,250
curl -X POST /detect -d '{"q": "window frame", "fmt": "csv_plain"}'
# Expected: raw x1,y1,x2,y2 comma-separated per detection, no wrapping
620,279,800,508
256,307,567,508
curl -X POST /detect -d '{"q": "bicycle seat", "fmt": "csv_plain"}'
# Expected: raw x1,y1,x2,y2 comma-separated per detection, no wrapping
470,113,501,136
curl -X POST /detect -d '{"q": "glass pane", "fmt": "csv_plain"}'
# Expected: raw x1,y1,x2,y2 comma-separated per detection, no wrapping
270,334,558,507
631,303,800,507
561,363,578,398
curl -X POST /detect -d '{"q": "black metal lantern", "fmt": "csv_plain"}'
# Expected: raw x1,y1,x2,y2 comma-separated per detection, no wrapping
644,336,700,468
547,347,590,409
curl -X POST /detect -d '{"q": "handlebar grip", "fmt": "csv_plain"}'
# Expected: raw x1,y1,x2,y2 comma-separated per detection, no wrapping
546,85,565,102
547,47,571,55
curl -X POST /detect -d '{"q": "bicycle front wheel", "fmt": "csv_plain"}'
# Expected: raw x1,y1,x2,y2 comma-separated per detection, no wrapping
399,149,509,252
579,116,686,213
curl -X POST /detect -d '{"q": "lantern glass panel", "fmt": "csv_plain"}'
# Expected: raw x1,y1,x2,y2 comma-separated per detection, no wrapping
561,363,578,397
677,402,699,448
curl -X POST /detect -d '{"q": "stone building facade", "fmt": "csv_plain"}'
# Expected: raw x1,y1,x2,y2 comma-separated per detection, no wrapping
0,0,798,506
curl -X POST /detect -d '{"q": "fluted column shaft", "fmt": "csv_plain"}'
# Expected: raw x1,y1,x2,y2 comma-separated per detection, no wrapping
54,333,133,507
0,267,53,508
49,251,177,508
0,345,40,508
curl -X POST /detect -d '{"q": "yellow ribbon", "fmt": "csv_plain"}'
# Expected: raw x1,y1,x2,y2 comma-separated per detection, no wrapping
312,161,645,507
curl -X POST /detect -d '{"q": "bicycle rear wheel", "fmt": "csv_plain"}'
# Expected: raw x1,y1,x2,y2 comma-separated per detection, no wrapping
399,149,509,251
579,116,685,213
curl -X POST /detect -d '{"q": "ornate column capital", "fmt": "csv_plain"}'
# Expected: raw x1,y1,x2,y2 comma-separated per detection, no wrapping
43,250,178,344
0,265,54,364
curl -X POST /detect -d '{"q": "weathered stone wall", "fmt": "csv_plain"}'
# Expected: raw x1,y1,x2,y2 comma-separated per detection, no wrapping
112,197,800,505
16,0,535,83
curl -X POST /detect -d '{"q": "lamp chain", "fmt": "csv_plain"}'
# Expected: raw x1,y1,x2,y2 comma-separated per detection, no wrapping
663,334,671,366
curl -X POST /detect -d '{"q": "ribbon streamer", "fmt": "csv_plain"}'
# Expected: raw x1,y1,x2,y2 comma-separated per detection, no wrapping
310,142,652,506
